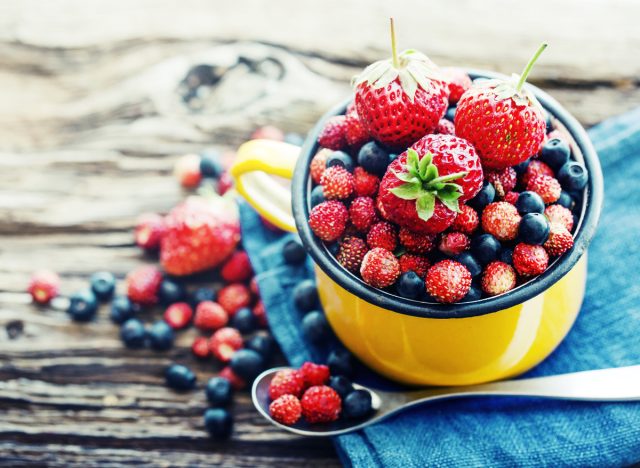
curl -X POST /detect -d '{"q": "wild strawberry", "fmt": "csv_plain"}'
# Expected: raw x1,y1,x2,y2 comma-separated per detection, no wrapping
299,362,330,388
544,223,574,257
349,197,378,231
251,125,284,141
443,67,472,104
308,201,348,242
220,251,253,283
218,283,252,316
360,248,400,288
398,227,435,254
455,44,548,169
216,171,234,195
527,175,561,204
134,213,165,250
377,135,483,234
252,300,268,328
174,153,202,188
504,191,520,205
219,366,246,390
439,232,470,256
366,222,397,251
481,261,517,296
28,270,60,305
336,236,368,273
425,260,472,303
269,369,305,400
344,114,370,150
513,243,549,276
353,167,380,197
486,167,517,198
126,265,163,305
436,119,455,135
300,385,342,423
191,336,211,358
522,160,554,187
398,254,430,278
451,205,479,235
164,302,193,329
270,394,302,425
209,327,243,363
481,202,521,241
194,301,228,330
318,115,348,150
353,19,449,150
544,204,574,232
310,149,331,184
161,195,240,276
321,166,354,200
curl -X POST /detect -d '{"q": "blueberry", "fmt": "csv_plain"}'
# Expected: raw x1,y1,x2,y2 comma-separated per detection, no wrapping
188,287,216,308
284,132,305,146
310,185,326,208
540,138,570,170
204,408,233,440
199,150,223,178
67,289,98,322
388,153,399,163
293,280,318,312
470,234,501,265
229,307,255,334
454,252,482,277
328,375,354,399
159,278,187,305
513,158,531,176
110,295,137,324
326,151,354,172
460,284,483,302
328,349,354,377
206,377,233,407
165,364,197,391
499,247,514,265
343,390,373,420
148,320,174,351
245,333,275,360
518,213,550,245
395,271,424,299
230,349,264,382
468,181,495,211
515,191,545,215
120,318,147,349
282,239,306,265
90,271,115,301
557,162,588,191
545,111,553,133
556,191,575,210
445,106,456,122
357,142,389,176
302,311,330,343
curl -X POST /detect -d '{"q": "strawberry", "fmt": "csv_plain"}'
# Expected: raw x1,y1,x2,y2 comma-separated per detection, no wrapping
219,366,246,390
349,197,378,231
321,166,354,200
28,270,60,305
134,213,165,251
164,302,193,329
377,135,483,234
194,301,228,330
310,149,331,184
360,247,400,288
425,260,471,304
398,227,435,254
217,283,251,316
300,385,342,423
436,118,455,135
220,250,253,283
486,167,517,198
308,201,349,242
438,232,470,256
366,221,397,251
299,362,330,388
455,44,548,169
318,115,348,150
174,153,202,188
513,243,549,276
191,336,211,358
336,236,368,273
270,394,302,425
481,261,517,296
346,101,358,118
344,114,370,150
544,223,574,257
160,195,240,276
504,191,520,205
398,253,430,278
269,369,305,400
450,204,479,235
353,19,449,150
353,167,380,197
527,175,561,204
442,67,472,104
126,265,163,305
481,202,521,241
209,327,243,363
252,300,268,328
544,204,574,232
521,160,554,187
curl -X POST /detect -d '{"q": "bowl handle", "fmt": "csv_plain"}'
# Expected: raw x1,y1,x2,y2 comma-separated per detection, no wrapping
230,139,300,233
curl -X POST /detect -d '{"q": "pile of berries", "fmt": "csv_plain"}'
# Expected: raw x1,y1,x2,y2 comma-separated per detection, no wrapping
307,26,586,304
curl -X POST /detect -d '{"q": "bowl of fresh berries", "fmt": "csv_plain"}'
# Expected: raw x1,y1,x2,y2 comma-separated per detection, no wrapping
231,21,603,385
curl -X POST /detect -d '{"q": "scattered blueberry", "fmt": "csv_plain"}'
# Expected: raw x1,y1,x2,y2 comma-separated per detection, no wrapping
328,349,354,377
159,278,187,305
343,390,373,420
468,181,495,211
513,158,531,176
120,318,147,349
445,106,456,122
328,375,354,399
395,271,424,299
293,280,318,312
188,287,216,309
67,289,99,322
284,132,305,146
301,311,330,343
499,247,514,265
229,307,255,334
310,185,326,208
326,151,354,172
470,234,501,265
540,138,570,170
148,320,175,351
518,213,550,245
165,363,197,391
199,150,223,178
204,408,233,440
557,161,588,191
282,239,306,265
556,191,575,210
357,142,389,176
90,271,116,301
460,284,483,302
110,296,136,324
245,334,275,361
230,349,264,382
515,191,545,215
454,252,482,277
206,376,233,407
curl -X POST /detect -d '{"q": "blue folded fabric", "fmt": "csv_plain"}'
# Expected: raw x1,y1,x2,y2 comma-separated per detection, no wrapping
239,107,640,467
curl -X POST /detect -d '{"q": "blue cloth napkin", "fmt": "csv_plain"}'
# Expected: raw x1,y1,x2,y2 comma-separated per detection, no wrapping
239,107,640,467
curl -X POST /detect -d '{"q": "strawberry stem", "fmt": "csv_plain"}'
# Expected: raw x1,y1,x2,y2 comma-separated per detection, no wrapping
516,43,548,92
390,18,399,69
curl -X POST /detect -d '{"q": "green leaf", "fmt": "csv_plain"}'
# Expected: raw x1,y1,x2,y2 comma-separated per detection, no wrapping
438,195,462,213
429,171,468,185
398,69,418,102
416,193,436,221
393,171,418,183
406,149,419,170
373,67,399,89
425,164,438,182
390,181,422,200
417,151,431,179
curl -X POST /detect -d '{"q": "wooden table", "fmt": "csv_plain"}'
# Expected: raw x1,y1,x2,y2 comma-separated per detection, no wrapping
0,1,638,466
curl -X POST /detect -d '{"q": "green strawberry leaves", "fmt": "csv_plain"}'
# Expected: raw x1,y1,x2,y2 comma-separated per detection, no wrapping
389,149,467,221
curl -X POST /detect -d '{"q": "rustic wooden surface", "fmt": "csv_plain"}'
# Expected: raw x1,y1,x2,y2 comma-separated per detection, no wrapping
0,1,638,466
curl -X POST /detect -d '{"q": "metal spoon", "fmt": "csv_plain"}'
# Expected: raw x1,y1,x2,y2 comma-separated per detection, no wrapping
252,365,640,437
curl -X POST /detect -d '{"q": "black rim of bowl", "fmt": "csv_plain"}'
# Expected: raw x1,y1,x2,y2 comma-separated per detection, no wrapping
292,70,604,319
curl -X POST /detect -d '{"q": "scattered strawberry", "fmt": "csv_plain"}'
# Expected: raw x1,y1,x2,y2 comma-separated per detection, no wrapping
269,369,305,400
481,202,521,241
209,327,243,363
28,270,60,305
513,243,549,276
366,222,397,251
218,283,252,316
194,301,228,330
544,223,574,257
349,197,378,231
439,232,470,256
308,201,349,242
270,394,302,425
251,125,285,141
425,260,472,304
353,167,380,197
344,114,370,150
336,236,368,273
174,154,202,188
360,248,400,288
219,366,246,390
451,205,479,235
318,115,348,150
398,227,435,254
217,171,234,195
399,254,430,278
436,119,455,135
299,362,330,387
527,175,561,204
443,67,472,104
522,160,554,187
191,336,211,358
164,302,193,329
126,265,163,305
481,261,517,296
486,167,517,198
310,149,331,184
504,191,520,205
252,300,268,327
220,251,253,283
300,385,342,423
321,166,354,200
134,213,165,250
544,204,574,232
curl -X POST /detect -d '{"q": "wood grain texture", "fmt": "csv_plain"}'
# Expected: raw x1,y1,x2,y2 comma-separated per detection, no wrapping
0,1,638,465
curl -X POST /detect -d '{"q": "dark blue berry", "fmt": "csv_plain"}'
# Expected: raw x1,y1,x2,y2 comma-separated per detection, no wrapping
460,284,483,302
120,318,147,349
513,158,531,176
229,307,255,334
557,161,588,191
206,377,233,407
518,213,550,245
545,111,553,133
470,234,501,265
302,311,330,343
468,181,495,211
282,239,306,265
343,390,373,420
328,375,354,399
199,150,223,178
310,185,326,208
293,280,318,312
326,151,354,172
357,142,390,176
188,287,216,309
148,320,174,351
540,138,570,170
204,408,233,440
110,295,137,324
445,106,456,122
556,191,575,210
230,349,264,382
90,271,115,301
499,247,514,265
245,334,275,360
67,289,98,322
159,278,187,305
395,271,424,299
515,191,545,215
328,349,354,377
165,364,197,391
454,252,483,277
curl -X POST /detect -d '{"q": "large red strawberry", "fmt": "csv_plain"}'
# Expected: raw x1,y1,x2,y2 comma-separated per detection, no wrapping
161,195,240,276
376,134,483,234
455,44,548,170
352,19,449,150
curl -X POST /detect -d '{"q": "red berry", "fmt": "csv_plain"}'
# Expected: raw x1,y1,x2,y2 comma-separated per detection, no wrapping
194,301,228,331
209,327,243,363
344,114,370,150
134,213,165,250
310,149,331,184
544,204,574,232
522,160,554,187
269,369,305,400
504,191,520,205
544,223,574,257
443,67,472,104
366,222,397,251
218,283,252,316
270,394,302,425
28,270,60,305
425,260,472,304
481,261,517,296
191,336,211,358
219,366,246,390
450,205,479,235
481,202,521,241
436,118,455,135
126,265,163,305
300,385,342,423
438,232,470,256
252,300,268,328
353,167,380,197
249,277,260,296
360,248,400,288
251,125,284,141
164,302,193,329
336,236,369,273
174,154,202,188
527,175,561,204
299,362,330,388
308,201,349,242
220,251,253,283
346,101,358,118
486,167,517,198
513,243,549,276
318,115,348,150
349,197,378,231
216,171,234,195
398,254,430,278
321,166,354,200
398,227,435,254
